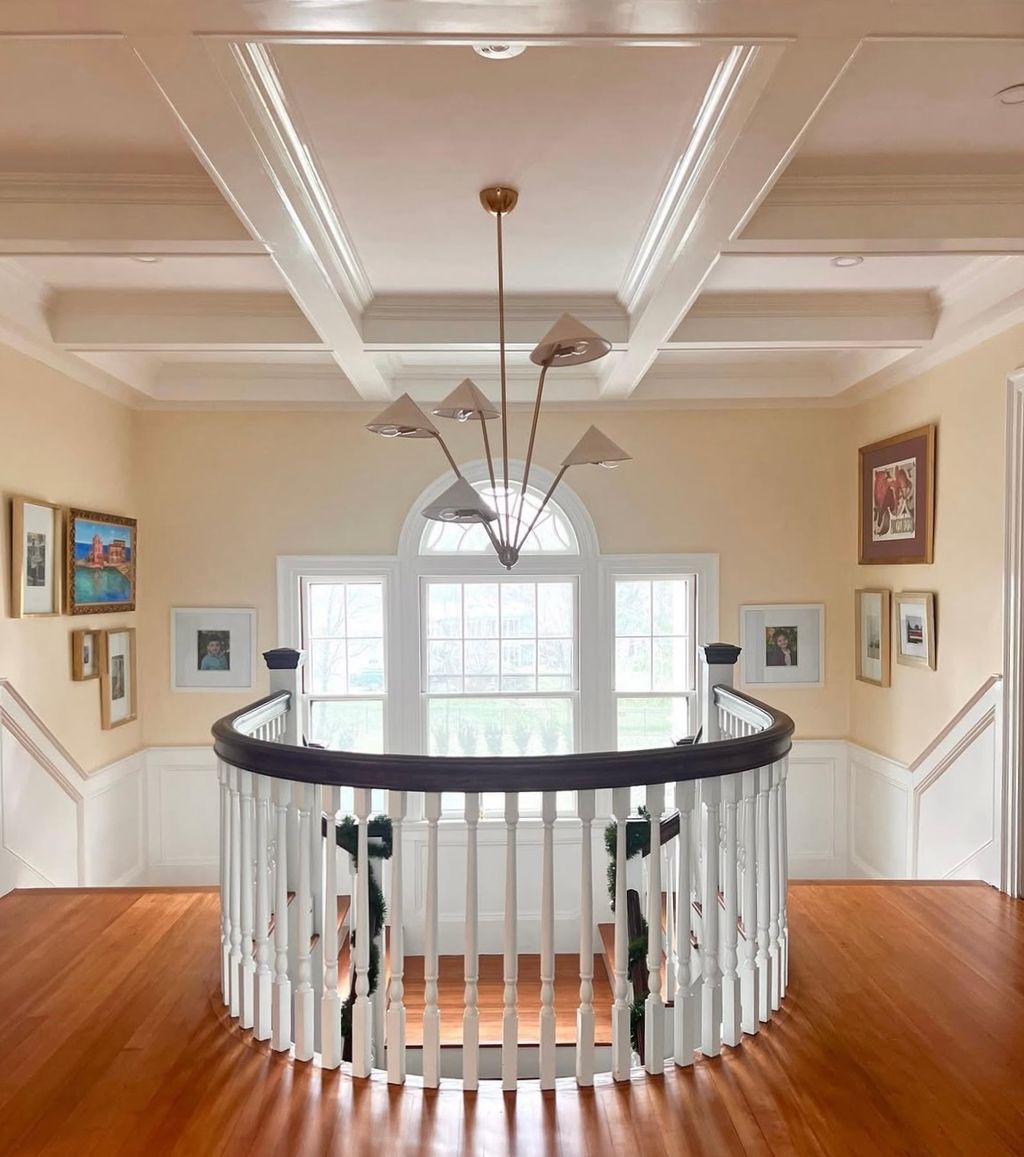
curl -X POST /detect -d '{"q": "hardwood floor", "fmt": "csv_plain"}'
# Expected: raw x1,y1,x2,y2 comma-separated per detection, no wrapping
0,883,1023,1155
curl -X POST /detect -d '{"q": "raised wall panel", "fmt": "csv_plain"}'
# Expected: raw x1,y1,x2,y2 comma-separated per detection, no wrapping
850,758,910,878
786,742,848,878
83,760,144,886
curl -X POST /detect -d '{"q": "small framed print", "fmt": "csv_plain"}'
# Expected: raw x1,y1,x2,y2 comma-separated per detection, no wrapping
72,629,100,681
99,627,138,729
171,607,256,692
11,496,62,617
858,425,936,565
741,603,824,688
66,508,137,615
894,591,937,670
855,589,891,687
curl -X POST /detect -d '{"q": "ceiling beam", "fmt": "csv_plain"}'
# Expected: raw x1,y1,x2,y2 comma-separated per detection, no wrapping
130,34,391,400
599,36,862,399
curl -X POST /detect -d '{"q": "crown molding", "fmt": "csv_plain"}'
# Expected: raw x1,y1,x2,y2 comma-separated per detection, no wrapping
767,173,1024,208
687,290,934,319
0,172,227,205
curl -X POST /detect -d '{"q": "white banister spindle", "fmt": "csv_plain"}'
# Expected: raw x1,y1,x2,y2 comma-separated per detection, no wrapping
664,841,676,1018
218,762,230,1007
768,763,782,1012
253,774,273,1041
239,771,256,1029
721,773,742,1047
674,780,697,1066
294,782,315,1062
700,777,722,1057
611,786,631,1081
501,792,519,1091
228,768,242,1018
321,785,342,1069
756,765,773,1022
422,792,441,1088
645,783,666,1075
576,789,596,1088
463,793,481,1090
740,769,759,1036
271,779,291,1051
539,791,557,1090
386,790,407,1085
351,787,373,1077
779,757,790,997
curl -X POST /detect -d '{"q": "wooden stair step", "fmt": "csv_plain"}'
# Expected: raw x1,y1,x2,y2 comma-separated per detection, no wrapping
597,922,676,1007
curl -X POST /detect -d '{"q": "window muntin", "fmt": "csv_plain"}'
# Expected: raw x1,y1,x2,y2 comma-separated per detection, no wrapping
420,481,578,555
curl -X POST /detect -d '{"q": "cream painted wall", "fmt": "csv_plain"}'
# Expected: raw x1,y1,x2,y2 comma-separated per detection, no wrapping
136,405,850,748
0,346,141,771
847,323,1024,763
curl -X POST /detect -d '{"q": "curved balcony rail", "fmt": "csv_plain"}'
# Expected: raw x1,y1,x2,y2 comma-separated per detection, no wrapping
213,642,792,1089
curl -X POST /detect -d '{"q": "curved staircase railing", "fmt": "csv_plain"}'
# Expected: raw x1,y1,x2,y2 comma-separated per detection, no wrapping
212,642,792,1089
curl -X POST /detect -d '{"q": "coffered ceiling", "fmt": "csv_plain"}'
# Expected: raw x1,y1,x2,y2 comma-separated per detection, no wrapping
0,0,1021,409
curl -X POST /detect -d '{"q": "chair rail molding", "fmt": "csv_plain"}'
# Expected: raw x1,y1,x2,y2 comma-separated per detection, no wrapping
1003,367,1024,898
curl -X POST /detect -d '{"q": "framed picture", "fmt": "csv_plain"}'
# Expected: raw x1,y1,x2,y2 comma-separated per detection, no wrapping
66,508,137,615
99,627,138,729
855,588,891,687
894,591,937,670
740,604,824,688
171,607,256,692
71,629,100,681
858,425,936,565
10,496,62,617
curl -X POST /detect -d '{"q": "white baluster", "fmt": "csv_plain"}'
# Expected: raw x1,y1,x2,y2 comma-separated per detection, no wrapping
228,767,242,1018
756,765,773,1022
253,775,273,1040
539,791,557,1089
239,771,256,1029
779,757,790,998
768,762,782,1012
321,785,342,1069
576,789,596,1087
422,792,441,1088
501,792,519,1091
663,841,675,1024
351,787,373,1077
700,776,722,1057
611,786,631,1080
271,779,292,1051
218,762,230,1007
740,769,759,1036
463,793,480,1090
721,773,742,1047
294,782,315,1062
674,780,697,1066
386,790,407,1084
645,783,665,1074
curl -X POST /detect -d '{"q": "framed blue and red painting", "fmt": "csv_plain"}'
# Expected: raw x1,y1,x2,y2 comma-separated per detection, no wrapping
65,508,137,614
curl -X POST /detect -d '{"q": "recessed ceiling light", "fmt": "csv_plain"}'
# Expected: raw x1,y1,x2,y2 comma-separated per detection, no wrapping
473,43,526,60
995,83,1024,106
831,255,864,268
130,255,161,264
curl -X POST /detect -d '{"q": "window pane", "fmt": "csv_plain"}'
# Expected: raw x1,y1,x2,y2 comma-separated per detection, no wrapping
615,637,651,692
500,583,536,638
309,638,347,694
537,583,573,638
427,697,573,756
428,675,463,693
653,579,689,636
464,639,499,678
501,639,536,676
464,584,498,638
427,583,462,638
346,583,383,638
653,636,688,692
309,699,384,753
347,638,385,693
615,580,651,636
616,697,689,750
428,640,462,678
537,674,572,691
309,583,346,637
538,638,572,676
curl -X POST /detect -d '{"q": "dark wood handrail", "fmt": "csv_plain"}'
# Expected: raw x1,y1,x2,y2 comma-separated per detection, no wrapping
212,685,793,793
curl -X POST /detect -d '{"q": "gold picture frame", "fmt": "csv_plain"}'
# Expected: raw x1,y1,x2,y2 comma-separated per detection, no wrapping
71,629,101,681
855,588,891,687
99,627,138,729
894,591,937,670
65,507,137,615
10,495,62,617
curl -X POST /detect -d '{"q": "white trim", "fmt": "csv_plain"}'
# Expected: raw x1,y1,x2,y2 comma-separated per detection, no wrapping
1002,368,1024,898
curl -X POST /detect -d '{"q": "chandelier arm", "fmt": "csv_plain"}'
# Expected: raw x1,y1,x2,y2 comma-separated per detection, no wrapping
479,413,506,548
433,431,462,478
496,207,512,545
481,515,506,557
515,464,568,552
509,359,551,549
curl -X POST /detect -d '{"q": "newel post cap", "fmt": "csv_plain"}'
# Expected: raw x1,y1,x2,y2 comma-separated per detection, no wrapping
263,647,305,671
702,642,742,666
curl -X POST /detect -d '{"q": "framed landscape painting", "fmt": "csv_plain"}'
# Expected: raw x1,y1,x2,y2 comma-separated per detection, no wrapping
11,495,62,617
171,607,256,691
858,425,936,565
740,604,824,688
66,508,136,614
855,588,891,687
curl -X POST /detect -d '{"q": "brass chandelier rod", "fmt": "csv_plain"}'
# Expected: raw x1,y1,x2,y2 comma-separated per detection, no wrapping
495,204,512,548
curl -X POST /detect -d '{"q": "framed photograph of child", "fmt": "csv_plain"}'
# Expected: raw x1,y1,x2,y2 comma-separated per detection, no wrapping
99,627,138,729
72,628,101,681
858,425,936,565
855,588,891,687
171,607,256,692
894,591,937,670
11,495,62,617
740,604,824,688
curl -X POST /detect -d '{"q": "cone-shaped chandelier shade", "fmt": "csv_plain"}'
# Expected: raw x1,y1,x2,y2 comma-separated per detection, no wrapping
530,312,612,367
561,425,632,467
365,392,438,438
421,477,499,524
432,378,500,421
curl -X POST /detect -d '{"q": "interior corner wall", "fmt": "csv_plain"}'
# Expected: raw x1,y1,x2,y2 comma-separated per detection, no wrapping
0,345,141,771
846,323,1024,764
135,404,851,748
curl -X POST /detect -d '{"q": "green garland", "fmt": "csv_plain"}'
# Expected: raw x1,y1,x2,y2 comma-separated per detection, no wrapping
603,805,650,910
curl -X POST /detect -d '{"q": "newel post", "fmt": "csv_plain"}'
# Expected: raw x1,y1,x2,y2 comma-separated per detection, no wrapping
263,648,305,747
700,643,742,742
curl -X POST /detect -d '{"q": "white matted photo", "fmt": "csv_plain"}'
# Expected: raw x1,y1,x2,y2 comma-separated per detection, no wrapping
171,607,256,691
100,627,137,729
855,588,891,687
11,496,62,617
740,603,824,688
894,591,936,670
72,628,101,681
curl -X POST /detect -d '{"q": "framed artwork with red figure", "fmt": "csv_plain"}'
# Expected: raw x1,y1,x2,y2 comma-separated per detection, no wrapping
858,425,936,565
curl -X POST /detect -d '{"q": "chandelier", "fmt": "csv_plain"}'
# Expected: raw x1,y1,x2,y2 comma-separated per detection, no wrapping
365,186,631,570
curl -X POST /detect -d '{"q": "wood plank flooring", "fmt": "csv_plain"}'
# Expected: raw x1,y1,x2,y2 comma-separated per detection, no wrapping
0,883,1023,1155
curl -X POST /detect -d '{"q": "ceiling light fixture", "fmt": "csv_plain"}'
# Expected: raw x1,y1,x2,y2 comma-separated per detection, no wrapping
366,186,629,570
473,43,526,60
130,255,161,264
995,83,1024,106
831,255,864,268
